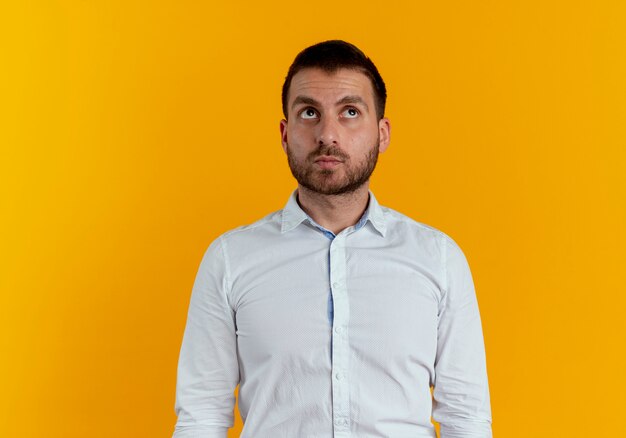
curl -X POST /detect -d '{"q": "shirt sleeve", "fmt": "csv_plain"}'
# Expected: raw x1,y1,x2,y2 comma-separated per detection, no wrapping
432,235,493,438
173,236,239,438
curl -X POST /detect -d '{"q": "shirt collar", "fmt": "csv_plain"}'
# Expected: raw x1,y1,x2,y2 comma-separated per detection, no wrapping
280,189,387,237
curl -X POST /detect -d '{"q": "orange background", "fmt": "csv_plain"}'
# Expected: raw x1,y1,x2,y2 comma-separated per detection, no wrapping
1,1,625,437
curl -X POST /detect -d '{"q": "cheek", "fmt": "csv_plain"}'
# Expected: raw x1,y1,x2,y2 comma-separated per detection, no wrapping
286,129,311,158
346,128,376,149
288,124,313,144
347,120,377,136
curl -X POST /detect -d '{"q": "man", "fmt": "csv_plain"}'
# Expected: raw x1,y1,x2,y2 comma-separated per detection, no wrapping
173,40,492,438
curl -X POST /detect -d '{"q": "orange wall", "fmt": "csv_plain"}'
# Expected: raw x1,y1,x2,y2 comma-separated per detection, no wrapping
1,1,625,437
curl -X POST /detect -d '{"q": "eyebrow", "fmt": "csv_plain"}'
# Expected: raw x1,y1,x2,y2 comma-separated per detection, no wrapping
291,95,369,112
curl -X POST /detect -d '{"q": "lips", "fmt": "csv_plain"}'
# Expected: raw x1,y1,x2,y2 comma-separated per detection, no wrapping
314,155,343,164
314,156,343,170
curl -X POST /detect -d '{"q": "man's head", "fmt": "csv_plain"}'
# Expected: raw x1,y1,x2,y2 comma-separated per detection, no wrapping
282,40,387,121
280,40,391,196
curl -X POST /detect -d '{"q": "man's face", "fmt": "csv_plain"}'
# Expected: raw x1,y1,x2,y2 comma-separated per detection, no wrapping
280,68,390,196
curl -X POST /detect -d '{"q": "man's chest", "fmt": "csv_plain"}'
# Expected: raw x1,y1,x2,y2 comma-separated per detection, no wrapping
230,242,442,368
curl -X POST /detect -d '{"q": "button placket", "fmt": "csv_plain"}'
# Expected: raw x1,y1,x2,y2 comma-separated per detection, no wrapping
329,234,351,435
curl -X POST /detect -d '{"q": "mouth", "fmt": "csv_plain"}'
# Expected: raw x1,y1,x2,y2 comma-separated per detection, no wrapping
314,156,343,170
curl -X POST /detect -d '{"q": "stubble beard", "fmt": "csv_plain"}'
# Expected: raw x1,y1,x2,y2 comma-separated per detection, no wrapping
286,138,380,196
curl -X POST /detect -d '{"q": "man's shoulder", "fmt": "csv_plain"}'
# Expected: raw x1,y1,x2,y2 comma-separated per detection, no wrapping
381,204,450,240
216,208,283,241
378,205,470,271
380,204,468,260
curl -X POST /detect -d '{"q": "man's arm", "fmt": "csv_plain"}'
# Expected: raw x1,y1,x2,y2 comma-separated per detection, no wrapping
432,235,493,438
173,236,239,438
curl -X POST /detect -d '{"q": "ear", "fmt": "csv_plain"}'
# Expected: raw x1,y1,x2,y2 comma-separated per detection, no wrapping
378,117,391,153
279,119,289,154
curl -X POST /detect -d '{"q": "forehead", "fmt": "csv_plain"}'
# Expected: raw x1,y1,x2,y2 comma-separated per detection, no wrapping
288,68,374,103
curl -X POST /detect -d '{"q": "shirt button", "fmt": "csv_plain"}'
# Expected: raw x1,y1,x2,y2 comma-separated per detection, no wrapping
334,326,343,334
335,372,343,380
332,282,340,289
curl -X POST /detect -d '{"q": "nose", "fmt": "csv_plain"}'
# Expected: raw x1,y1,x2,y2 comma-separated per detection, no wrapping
315,114,339,146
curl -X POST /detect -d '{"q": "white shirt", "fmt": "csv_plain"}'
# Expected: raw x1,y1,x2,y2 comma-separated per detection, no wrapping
173,190,492,438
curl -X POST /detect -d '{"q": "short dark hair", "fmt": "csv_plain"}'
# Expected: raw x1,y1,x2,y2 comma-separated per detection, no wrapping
281,40,387,120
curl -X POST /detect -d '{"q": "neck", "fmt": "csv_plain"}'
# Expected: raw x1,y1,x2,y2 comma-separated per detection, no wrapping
296,184,371,235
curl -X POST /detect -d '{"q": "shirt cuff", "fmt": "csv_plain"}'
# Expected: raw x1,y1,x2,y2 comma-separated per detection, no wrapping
440,419,493,438
172,424,229,438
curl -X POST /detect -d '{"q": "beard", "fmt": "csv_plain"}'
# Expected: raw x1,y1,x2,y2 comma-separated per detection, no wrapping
286,137,380,196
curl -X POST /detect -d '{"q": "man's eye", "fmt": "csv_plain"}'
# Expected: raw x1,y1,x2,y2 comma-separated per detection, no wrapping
300,108,318,119
342,107,359,118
